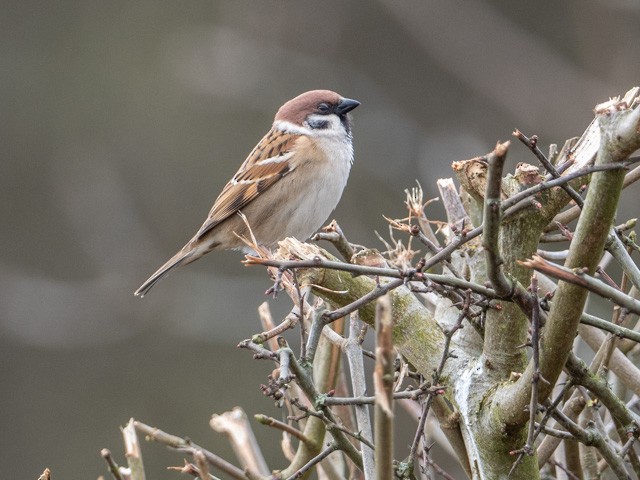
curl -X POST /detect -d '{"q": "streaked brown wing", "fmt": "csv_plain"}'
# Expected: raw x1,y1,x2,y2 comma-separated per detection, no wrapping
195,129,300,239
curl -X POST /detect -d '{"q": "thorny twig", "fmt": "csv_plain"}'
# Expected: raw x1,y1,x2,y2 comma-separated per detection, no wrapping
547,404,632,478
514,129,585,208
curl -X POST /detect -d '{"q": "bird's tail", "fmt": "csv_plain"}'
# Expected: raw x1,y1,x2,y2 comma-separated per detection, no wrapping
134,248,195,298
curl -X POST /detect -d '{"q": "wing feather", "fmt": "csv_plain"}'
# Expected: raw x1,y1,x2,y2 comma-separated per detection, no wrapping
195,129,300,239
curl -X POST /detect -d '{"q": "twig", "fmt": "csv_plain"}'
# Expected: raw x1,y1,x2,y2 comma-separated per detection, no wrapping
520,255,640,315
237,339,279,361
375,295,395,480
323,279,405,323
539,232,572,243
481,141,539,326
247,256,497,300
579,324,640,399
509,275,542,476
408,401,429,476
548,160,640,231
536,384,587,467
534,423,575,440
37,469,51,480
547,459,583,480
620,436,637,458
286,352,364,469
133,420,250,480
303,303,329,364
565,353,640,438
548,405,631,478
536,249,569,261
291,400,375,451
278,338,293,384
291,272,309,359
251,303,301,346
210,407,270,476
167,459,220,479
312,220,357,261
417,292,471,443
121,418,145,480
254,414,310,444
344,315,375,479
100,448,124,480
285,442,339,480
482,141,514,298
503,160,634,215
607,230,640,291
514,130,584,208
436,177,471,232
321,386,445,406
257,302,279,351
579,312,640,343
407,223,463,278
194,450,212,480
423,455,458,480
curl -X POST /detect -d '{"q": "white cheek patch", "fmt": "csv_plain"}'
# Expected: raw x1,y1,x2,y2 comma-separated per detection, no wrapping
307,115,347,139
273,120,312,136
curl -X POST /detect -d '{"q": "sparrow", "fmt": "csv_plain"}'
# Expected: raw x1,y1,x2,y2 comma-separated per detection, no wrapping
135,90,360,297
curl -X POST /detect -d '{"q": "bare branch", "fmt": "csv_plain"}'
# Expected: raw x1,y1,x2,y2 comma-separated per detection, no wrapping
101,449,125,480
344,315,375,479
547,404,631,478
374,295,394,480
254,414,309,444
133,420,251,480
548,160,640,231
521,255,640,315
312,220,357,262
37,469,51,480
193,451,211,480
482,141,514,298
121,418,145,480
284,443,339,480
210,407,270,476
514,129,584,208
579,312,640,343
509,275,542,475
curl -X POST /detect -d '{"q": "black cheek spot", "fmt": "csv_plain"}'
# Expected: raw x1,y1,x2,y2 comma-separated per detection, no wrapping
308,118,330,130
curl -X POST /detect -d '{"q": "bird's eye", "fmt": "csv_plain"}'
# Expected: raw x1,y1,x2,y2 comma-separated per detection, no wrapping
317,103,331,114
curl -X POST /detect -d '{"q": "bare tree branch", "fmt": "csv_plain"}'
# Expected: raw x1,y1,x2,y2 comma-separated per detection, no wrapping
374,295,394,480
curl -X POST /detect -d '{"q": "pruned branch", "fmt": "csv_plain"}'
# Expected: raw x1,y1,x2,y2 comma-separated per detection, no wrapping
374,295,394,480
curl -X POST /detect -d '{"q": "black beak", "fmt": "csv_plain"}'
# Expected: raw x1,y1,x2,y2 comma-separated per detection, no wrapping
335,97,360,115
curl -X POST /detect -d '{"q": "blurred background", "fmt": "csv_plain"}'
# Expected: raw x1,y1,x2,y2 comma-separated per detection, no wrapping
2,0,639,477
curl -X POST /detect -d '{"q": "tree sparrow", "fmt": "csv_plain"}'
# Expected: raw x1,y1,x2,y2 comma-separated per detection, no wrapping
135,90,360,297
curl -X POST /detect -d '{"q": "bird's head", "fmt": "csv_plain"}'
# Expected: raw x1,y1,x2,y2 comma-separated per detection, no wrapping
274,90,360,137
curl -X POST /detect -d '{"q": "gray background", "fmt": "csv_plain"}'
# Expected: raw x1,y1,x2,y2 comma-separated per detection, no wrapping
2,1,639,478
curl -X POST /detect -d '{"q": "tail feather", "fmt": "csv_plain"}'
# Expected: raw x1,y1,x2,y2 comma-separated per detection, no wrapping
134,249,195,297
